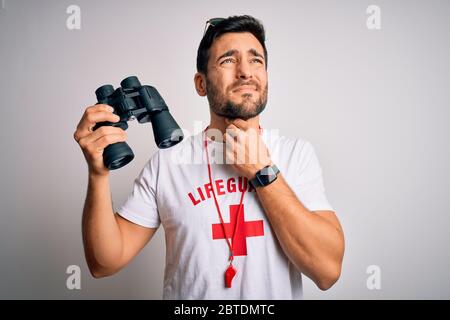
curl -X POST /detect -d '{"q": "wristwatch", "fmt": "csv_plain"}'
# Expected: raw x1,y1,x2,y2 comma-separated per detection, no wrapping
250,164,280,188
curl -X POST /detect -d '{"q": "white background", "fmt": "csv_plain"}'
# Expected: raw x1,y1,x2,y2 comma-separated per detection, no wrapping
1,0,449,299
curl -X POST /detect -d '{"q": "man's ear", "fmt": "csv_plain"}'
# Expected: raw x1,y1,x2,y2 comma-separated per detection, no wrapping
194,72,207,97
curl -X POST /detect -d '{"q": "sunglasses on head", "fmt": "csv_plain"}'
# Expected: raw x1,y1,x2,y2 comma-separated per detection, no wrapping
203,17,225,36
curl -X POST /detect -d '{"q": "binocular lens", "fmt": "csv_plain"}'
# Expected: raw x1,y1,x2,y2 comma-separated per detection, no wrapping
95,85,115,100
108,155,134,170
120,76,141,90
103,142,135,170
159,138,177,149
158,130,184,149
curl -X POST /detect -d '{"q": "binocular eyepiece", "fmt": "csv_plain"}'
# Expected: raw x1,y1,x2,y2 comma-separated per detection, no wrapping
93,76,184,170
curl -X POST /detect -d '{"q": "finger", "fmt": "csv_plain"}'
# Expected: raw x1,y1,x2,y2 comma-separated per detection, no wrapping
85,110,120,127
86,104,115,114
224,132,235,147
227,125,247,145
89,133,127,153
79,111,120,136
74,104,117,142
225,123,239,131
246,129,260,147
224,132,241,158
224,124,240,140
225,118,250,131
80,126,126,145
81,104,115,127
224,138,236,165
225,149,235,165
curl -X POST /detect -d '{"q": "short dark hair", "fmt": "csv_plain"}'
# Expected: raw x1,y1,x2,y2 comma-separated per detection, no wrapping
196,15,268,75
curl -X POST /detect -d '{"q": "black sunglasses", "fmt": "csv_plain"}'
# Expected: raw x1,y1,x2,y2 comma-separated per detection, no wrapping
203,17,225,36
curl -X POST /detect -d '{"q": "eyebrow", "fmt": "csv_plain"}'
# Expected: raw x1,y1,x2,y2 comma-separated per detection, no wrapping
216,48,265,62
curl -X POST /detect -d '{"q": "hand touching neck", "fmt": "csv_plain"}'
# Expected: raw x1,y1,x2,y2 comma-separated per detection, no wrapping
208,112,260,135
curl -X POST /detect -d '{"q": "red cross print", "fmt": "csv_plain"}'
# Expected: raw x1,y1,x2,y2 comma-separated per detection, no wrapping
212,204,265,256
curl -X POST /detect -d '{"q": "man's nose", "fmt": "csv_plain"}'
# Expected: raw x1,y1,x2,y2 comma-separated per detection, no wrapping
236,60,252,79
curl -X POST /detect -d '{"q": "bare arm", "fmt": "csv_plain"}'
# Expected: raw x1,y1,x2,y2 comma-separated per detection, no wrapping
254,174,344,290
81,173,157,277
74,104,157,278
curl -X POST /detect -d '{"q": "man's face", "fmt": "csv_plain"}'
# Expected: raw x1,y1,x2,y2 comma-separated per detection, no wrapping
205,32,268,120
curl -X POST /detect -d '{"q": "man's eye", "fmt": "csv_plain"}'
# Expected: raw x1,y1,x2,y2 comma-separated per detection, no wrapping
251,58,263,64
221,58,235,64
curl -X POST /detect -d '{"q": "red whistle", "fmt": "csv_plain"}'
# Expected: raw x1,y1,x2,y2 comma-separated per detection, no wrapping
225,265,237,288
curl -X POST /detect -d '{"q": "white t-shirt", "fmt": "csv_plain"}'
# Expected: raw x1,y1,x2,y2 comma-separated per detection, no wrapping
117,129,334,299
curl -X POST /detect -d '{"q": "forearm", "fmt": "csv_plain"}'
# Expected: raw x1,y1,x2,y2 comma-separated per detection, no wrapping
255,174,344,289
82,173,123,276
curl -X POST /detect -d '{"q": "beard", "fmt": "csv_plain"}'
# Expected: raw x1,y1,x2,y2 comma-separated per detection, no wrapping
206,77,268,121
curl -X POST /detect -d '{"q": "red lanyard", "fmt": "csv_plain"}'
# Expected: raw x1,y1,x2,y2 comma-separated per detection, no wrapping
203,127,246,288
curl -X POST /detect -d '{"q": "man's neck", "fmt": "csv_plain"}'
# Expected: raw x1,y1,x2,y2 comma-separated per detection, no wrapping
208,112,260,135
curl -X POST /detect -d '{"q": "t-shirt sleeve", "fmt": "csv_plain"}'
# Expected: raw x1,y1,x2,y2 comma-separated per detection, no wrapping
117,152,160,228
292,140,334,212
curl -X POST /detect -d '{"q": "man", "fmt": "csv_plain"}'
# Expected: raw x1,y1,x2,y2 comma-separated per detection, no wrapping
73,15,344,299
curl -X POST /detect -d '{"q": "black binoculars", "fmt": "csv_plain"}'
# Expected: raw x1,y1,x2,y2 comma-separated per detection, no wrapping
93,76,184,170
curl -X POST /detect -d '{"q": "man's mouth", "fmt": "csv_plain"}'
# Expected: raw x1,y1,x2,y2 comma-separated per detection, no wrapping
233,85,257,92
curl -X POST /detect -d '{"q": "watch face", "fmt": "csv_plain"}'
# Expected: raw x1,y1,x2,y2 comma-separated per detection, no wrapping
257,166,277,185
